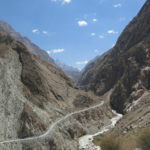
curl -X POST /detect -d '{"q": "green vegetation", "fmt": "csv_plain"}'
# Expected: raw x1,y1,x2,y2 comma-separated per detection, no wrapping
128,116,134,121
100,135,120,150
94,128,150,150
145,102,150,107
137,108,143,113
138,129,150,150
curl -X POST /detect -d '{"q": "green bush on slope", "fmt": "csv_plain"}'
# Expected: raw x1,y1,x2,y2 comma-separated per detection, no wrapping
94,128,150,150
100,135,120,150
138,129,150,150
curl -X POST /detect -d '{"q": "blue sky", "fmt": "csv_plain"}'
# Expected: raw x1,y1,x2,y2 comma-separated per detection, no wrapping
0,0,146,70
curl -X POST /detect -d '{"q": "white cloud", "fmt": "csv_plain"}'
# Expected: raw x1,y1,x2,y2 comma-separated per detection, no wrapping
99,35,105,39
47,50,51,54
91,33,96,36
78,20,88,27
53,48,64,53
32,29,39,33
76,60,88,65
47,49,64,55
113,3,122,8
112,43,115,47
62,0,71,4
92,18,97,22
51,0,71,4
107,30,118,34
32,29,49,35
42,31,48,35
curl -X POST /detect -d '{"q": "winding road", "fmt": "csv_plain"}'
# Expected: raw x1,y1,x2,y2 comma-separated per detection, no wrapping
0,101,104,145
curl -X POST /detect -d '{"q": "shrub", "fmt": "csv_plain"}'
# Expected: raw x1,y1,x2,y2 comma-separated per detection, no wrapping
138,129,150,150
94,128,150,150
120,138,137,150
100,135,120,150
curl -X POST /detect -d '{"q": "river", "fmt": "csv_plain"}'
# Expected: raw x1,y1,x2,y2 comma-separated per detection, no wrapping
78,110,123,150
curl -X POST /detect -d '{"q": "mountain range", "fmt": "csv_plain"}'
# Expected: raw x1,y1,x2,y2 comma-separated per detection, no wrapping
0,21,79,82
78,0,150,114
0,0,150,150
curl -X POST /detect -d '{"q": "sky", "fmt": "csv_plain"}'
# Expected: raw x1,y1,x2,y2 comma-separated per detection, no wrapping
0,0,146,70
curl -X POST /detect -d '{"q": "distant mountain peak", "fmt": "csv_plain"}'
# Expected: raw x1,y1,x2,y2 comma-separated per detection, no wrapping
55,59,81,83
0,20,56,67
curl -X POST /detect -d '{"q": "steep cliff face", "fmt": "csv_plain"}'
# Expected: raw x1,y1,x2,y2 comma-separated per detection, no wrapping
0,29,111,150
78,0,150,114
78,50,112,90
0,20,56,66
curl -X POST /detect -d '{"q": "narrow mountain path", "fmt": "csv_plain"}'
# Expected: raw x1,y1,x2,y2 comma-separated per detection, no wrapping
0,101,104,145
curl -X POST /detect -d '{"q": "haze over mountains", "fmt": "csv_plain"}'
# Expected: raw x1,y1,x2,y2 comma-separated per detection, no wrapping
55,59,81,83
0,0,150,150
